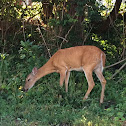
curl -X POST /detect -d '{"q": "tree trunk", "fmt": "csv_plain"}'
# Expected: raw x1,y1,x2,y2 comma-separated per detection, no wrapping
94,0,122,33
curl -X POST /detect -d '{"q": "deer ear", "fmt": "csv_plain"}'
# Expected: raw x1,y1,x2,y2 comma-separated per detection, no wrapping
32,67,38,75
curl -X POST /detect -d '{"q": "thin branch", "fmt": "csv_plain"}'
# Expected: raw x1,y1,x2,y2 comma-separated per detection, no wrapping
61,1,66,21
60,24,75,49
13,26,22,40
83,25,94,45
26,8,43,24
22,20,26,42
115,76,125,84
37,25,51,58
64,24,74,41
121,11,126,58
105,58,126,69
110,62,126,79
56,36,68,42
108,15,121,38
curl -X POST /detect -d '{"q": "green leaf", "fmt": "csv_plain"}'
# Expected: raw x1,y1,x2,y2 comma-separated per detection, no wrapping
117,112,124,117
20,54,26,59
21,41,25,47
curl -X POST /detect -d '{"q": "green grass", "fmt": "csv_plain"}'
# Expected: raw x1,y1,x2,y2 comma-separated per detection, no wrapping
0,73,126,126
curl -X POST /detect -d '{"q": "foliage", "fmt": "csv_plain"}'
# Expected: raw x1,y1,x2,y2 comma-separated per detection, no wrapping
0,0,126,125
0,41,126,125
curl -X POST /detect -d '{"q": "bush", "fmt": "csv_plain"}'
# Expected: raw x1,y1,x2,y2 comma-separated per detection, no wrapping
0,41,126,125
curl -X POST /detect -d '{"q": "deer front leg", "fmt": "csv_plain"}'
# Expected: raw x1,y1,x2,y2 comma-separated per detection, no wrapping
58,69,67,99
65,71,70,92
59,70,67,87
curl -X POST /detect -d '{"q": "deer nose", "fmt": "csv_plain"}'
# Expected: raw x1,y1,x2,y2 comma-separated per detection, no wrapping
22,88,28,92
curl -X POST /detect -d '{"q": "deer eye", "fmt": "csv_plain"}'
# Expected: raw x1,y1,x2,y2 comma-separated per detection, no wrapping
27,79,30,82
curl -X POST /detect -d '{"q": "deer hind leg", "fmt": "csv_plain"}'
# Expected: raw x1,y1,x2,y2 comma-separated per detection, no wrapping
94,68,106,104
65,71,70,92
83,67,95,100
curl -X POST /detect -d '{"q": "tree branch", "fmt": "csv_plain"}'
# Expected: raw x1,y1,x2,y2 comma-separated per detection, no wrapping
105,58,126,69
56,36,68,43
110,62,126,79
37,25,51,58
60,24,75,49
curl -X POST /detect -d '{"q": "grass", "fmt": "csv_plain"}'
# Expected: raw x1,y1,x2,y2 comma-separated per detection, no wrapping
0,72,126,126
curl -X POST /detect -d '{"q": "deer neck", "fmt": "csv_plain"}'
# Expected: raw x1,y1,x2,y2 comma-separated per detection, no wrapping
35,61,55,81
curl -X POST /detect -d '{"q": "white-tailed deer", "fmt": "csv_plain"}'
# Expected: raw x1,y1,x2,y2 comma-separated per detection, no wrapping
23,46,106,103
